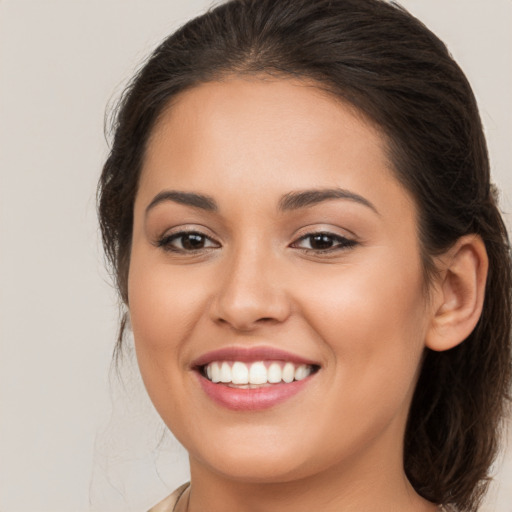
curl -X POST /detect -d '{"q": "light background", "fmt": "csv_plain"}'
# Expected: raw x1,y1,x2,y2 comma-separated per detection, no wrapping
0,1,511,511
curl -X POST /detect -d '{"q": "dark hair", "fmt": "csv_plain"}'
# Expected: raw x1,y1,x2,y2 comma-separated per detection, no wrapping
97,0,512,509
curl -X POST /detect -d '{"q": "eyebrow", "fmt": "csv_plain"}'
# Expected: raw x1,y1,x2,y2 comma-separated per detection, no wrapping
145,190,218,215
278,188,379,214
145,187,378,216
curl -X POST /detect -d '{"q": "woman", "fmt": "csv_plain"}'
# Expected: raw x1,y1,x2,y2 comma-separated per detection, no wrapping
97,0,512,510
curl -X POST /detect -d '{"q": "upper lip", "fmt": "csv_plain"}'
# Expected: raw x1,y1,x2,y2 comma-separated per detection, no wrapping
191,346,320,369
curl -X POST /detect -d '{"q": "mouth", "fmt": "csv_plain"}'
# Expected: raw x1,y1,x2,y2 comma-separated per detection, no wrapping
200,360,319,388
192,347,321,410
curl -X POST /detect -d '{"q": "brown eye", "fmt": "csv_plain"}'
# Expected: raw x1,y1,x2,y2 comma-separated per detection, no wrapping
292,232,357,252
309,234,336,250
158,231,220,252
181,233,207,250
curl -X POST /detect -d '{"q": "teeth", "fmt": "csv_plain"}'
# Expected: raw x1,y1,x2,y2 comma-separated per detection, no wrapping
267,362,282,383
220,362,231,383
249,361,267,385
232,361,249,384
282,362,295,383
294,364,309,381
211,362,221,383
203,360,314,385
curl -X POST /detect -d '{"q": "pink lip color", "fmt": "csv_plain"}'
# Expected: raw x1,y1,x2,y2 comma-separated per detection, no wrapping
191,346,319,411
196,372,313,411
191,346,318,367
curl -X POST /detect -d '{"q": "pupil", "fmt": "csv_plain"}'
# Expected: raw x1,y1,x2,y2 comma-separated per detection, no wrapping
183,234,204,250
311,234,333,249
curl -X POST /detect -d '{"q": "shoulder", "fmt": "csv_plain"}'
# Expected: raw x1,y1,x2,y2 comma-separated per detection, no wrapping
147,483,190,512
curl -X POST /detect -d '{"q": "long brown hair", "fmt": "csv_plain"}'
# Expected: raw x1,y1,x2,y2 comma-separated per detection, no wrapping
97,1,512,509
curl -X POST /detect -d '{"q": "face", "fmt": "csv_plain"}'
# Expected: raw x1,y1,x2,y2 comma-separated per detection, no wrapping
129,77,433,484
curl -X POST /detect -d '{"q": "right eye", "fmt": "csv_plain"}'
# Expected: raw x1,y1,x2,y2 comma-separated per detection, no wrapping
157,231,220,252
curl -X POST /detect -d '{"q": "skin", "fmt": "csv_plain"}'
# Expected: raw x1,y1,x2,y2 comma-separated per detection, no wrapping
128,77,476,512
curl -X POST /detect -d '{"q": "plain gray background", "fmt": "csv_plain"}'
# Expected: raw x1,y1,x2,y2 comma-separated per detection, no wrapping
0,1,511,511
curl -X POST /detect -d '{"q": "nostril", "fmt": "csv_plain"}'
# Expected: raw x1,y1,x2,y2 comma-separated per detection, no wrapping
210,285,292,330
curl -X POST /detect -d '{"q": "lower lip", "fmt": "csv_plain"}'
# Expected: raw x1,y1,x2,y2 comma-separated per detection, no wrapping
196,373,314,411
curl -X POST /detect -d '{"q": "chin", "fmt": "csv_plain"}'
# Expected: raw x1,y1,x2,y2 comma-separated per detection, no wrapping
184,426,321,483
196,452,317,484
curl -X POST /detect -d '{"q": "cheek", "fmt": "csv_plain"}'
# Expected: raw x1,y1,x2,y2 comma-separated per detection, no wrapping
291,256,428,462
128,251,209,352
126,248,204,403
127,254,212,427
299,250,428,396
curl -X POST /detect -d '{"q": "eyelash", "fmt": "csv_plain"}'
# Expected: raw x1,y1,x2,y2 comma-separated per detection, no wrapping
291,232,358,253
157,231,219,253
156,230,358,255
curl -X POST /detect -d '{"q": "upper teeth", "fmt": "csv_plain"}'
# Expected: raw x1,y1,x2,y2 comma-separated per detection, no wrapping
204,361,313,385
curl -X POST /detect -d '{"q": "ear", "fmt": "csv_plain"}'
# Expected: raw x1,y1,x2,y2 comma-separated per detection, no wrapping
425,235,488,352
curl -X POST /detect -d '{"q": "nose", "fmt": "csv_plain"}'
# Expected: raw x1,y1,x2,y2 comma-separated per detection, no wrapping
209,246,292,331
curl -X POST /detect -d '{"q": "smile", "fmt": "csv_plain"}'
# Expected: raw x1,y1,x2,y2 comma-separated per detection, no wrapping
202,360,315,387
192,347,320,410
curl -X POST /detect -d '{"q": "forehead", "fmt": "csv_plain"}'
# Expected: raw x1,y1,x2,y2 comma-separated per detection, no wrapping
138,77,414,219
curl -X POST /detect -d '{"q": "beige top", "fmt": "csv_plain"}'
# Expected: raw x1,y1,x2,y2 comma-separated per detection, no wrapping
147,483,189,512
147,483,457,512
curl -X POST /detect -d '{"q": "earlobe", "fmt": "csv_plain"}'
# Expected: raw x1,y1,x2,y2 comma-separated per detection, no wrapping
425,235,488,352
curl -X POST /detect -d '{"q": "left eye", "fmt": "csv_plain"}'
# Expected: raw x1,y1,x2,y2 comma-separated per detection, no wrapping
158,231,220,252
291,232,356,252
